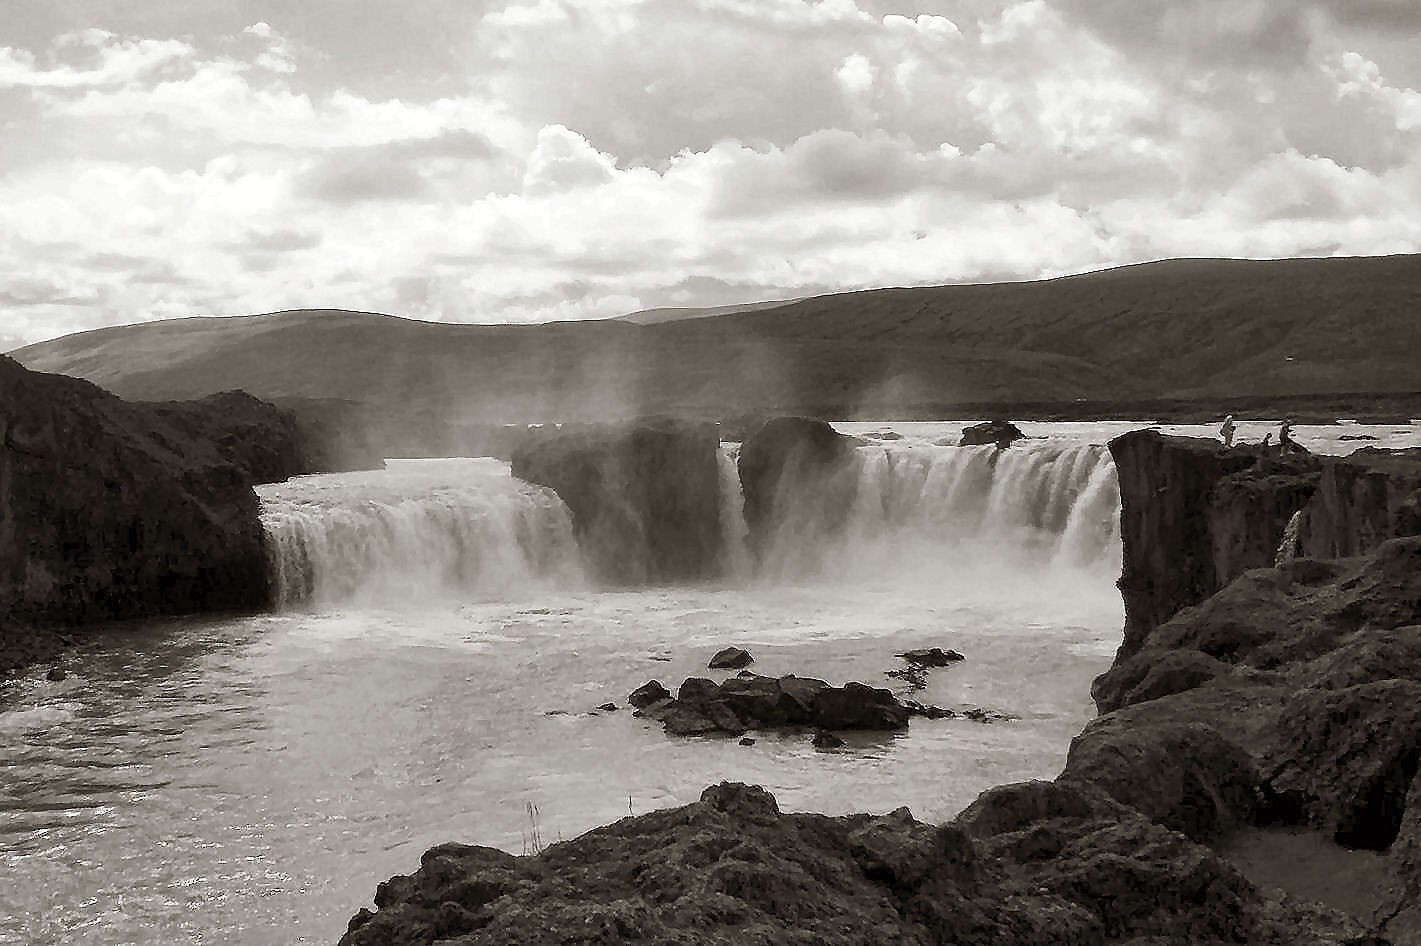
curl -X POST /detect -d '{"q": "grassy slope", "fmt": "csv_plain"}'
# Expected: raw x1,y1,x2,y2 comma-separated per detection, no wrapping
13,255,1421,420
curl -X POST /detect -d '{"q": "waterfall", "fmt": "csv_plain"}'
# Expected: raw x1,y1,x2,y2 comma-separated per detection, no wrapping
717,445,752,578
257,459,585,608
757,440,1122,579
255,442,1122,606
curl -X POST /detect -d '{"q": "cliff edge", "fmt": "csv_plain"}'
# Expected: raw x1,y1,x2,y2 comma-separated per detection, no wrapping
0,356,381,674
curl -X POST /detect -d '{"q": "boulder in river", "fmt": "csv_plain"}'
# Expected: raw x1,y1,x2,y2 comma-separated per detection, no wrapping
960,420,1025,449
898,647,965,667
707,646,753,669
627,680,671,709
635,673,909,737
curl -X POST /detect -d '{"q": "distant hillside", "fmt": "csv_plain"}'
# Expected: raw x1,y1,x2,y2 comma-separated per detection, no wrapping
616,299,801,325
13,255,1421,422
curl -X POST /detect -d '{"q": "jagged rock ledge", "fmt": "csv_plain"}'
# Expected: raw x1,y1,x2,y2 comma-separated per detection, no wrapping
0,356,382,676
341,429,1421,945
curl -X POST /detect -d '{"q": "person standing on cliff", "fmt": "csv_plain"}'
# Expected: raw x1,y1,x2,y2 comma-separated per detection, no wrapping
1279,418,1295,453
1220,414,1236,449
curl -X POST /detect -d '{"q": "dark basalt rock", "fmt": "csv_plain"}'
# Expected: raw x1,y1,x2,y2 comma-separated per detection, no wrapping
627,680,671,709
1109,430,1421,664
0,355,377,645
341,781,1375,946
636,673,909,737
737,416,861,567
510,418,724,584
959,419,1025,449
707,646,753,670
898,647,965,667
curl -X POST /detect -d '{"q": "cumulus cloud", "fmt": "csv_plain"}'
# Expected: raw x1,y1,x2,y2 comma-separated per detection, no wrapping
0,0,1419,348
522,124,618,193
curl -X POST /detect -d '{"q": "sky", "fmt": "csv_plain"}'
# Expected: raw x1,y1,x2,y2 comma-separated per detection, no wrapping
1,0,1420,350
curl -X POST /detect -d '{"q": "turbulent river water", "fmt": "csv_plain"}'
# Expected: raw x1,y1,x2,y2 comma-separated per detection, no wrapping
2,420,1416,946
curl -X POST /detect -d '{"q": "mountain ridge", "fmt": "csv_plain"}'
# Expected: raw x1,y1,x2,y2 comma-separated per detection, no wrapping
13,254,1421,421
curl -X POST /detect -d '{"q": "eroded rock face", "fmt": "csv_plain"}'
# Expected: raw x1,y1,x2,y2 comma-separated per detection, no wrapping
0,357,358,630
1300,448,1421,559
736,416,861,569
510,419,723,584
1108,430,1320,661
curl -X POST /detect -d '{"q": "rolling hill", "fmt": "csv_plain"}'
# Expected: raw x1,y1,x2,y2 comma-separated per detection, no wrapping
12,254,1421,425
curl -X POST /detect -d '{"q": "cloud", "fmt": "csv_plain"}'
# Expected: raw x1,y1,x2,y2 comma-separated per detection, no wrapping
0,0,1419,350
0,30,193,89
240,228,323,252
522,124,617,193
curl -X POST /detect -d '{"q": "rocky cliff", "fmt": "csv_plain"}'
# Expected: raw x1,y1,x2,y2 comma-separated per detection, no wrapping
510,419,724,584
0,356,381,671
1108,429,1421,661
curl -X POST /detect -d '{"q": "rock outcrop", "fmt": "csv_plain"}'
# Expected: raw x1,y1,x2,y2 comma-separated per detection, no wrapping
1109,429,1421,661
634,673,911,737
510,419,724,584
340,780,1374,946
959,419,1025,448
736,416,861,569
0,356,381,666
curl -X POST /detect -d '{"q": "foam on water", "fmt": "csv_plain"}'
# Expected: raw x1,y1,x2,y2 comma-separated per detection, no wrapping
258,458,586,608
751,439,1121,590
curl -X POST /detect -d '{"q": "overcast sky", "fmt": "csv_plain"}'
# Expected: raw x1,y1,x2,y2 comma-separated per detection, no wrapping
2,0,1419,349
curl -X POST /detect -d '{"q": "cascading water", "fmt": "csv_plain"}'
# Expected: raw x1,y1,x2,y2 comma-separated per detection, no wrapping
717,444,752,578
257,458,586,607
753,439,1121,581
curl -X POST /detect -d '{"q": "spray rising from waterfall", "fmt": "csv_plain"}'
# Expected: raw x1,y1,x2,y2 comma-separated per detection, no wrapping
256,441,1121,610
257,459,586,608
744,441,1122,586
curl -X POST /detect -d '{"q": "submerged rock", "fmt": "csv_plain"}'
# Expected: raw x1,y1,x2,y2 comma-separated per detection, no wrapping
811,731,846,749
898,647,965,667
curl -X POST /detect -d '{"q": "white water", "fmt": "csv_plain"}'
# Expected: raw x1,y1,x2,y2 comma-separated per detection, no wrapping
6,421,1411,945
259,459,586,608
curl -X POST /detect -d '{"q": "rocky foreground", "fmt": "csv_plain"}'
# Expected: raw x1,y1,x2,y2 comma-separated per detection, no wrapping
340,428,1421,945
